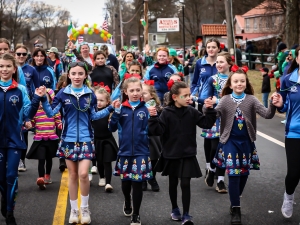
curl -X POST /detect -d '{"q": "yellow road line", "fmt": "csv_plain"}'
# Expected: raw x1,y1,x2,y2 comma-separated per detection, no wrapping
52,169,69,225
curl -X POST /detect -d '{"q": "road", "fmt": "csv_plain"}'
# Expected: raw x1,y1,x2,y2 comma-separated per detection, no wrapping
2,114,300,225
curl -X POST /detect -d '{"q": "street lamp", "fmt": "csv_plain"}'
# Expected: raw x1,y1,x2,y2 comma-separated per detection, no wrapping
179,0,185,57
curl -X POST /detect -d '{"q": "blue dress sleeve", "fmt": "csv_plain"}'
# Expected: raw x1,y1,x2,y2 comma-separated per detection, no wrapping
199,77,214,104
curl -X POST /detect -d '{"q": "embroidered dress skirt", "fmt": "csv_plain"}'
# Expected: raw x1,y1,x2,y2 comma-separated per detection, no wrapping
149,136,162,160
113,155,153,182
94,136,118,163
56,140,95,161
157,155,202,178
26,140,58,160
213,136,260,176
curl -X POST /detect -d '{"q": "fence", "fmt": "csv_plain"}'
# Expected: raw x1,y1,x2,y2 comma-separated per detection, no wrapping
241,52,276,69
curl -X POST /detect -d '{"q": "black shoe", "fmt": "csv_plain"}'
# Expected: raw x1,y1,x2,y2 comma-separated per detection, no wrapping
142,181,147,191
123,201,133,217
6,211,17,225
59,161,67,172
216,180,228,193
148,178,160,192
205,170,215,187
231,207,242,225
130,214,141,225
1,197,6,218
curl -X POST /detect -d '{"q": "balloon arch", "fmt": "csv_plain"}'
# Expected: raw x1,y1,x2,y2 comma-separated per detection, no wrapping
69,24,112,42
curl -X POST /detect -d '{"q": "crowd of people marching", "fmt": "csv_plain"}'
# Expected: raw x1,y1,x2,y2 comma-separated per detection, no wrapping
0,36,299,225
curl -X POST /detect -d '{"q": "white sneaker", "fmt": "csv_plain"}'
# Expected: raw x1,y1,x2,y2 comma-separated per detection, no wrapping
98,178,106,187
91,166,97,174
105,184,113,192
88,174,93,182
281,120,286,124
68,209,79,224
18,160,27,172
281,192,294,218
80,207,91,224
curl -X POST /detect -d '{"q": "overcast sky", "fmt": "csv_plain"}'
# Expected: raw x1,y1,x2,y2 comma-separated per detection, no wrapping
42,0,106,27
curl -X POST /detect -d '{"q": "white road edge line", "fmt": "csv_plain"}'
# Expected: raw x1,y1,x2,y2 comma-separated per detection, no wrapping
257,131,285,148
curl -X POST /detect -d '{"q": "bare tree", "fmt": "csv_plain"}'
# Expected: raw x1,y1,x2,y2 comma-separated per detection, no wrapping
6,0,31,48
30,1,70,48
285,0,299,48
0,0,7,38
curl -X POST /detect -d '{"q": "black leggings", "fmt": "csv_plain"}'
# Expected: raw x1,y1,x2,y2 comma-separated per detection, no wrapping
38,158,53,177
151,159,157,178
97,162,112,184
122,181,143,215
285,138,300,195
21,131,29,161
204,138,219,166
169,176,191,214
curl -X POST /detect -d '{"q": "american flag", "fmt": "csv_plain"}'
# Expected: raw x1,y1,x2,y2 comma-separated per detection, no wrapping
78,35,84,44
102,14,109,32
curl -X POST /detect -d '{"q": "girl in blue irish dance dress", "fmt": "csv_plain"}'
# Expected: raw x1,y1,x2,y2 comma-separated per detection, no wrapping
208,66,278,225
40,62,118,225
110,76,152,225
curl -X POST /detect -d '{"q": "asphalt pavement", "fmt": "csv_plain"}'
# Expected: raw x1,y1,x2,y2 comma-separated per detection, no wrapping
2,114,300,225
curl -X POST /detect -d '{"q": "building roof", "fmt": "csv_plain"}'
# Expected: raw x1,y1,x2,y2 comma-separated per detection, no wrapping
240,34,276,44
242,0,283,18
235,15,244,30
201,24,227,36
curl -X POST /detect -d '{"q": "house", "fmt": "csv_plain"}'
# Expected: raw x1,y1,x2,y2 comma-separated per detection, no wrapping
234,0,284,52
201,24,227,44
28,34,52,53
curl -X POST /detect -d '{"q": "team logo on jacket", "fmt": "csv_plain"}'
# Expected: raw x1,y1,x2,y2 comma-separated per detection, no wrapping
64,99,71,104
25,72,31,78
43,76,50,84
9,95,19,106
290,86,298,92
165,72,172,79
84,97,91,107
200,68,206,73
137,111,146,120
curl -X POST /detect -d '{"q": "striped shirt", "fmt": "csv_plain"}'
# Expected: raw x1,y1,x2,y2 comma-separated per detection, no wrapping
32,107,61,141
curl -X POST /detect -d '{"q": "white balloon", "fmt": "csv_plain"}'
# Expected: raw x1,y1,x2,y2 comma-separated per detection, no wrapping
84,27,88,34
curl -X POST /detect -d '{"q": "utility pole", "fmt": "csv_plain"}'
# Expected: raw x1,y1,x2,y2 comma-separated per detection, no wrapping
113,0,116,47
119,0,124,47
144,0,149,46
224,0,234,51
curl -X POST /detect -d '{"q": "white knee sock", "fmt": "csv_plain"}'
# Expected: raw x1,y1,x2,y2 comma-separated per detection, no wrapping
80,195,89,208
217,176,224,183
206,163,210,169
70,199,78,210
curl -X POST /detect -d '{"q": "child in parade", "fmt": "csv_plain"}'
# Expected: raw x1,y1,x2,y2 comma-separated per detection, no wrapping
144,47,178,104
111,60,143,101
192,52,233,193
208,67,278,224
0,53,42,225
148,81,217,225
26,88,62,190
91,86,118,191
110,76,152,225
39,61,119,224
141,80,162,191
162,73,184,107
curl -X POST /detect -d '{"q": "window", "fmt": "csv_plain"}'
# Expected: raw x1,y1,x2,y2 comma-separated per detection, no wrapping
259,17,263,29
152,34,157,42
254,18,257,30
245,19,250,30
272,16,277,29
265,17,270,30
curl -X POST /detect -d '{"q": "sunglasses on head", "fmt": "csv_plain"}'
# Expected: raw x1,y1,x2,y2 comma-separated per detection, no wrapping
68,61,88,71
16,53,27,56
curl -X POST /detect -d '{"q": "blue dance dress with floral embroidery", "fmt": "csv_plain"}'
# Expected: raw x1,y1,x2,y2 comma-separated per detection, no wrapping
213,94,260,176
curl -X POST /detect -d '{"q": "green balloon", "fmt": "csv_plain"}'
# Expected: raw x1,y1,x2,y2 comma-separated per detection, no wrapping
107,33,111,38
100,33,105,38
